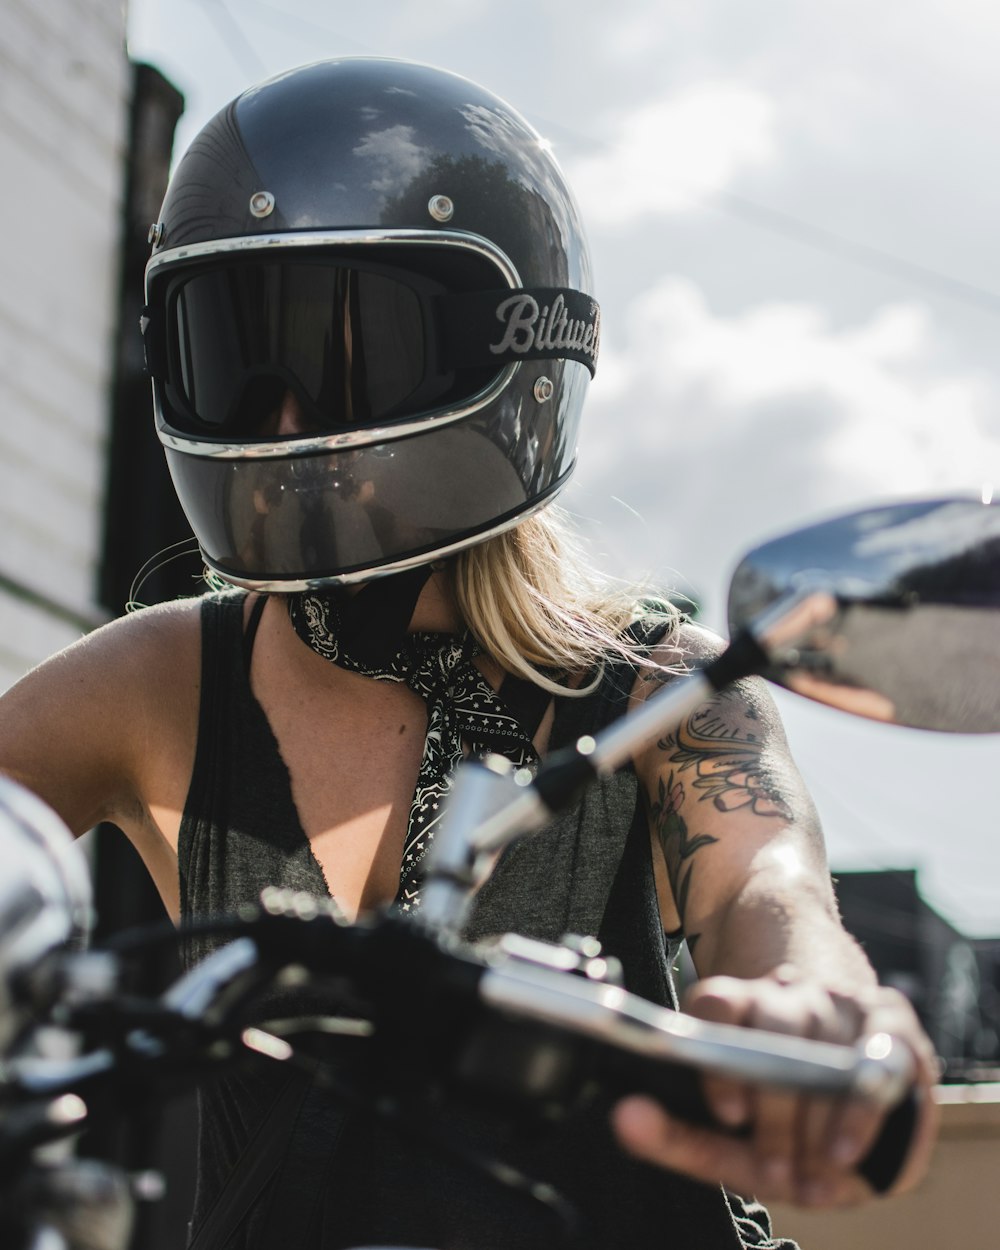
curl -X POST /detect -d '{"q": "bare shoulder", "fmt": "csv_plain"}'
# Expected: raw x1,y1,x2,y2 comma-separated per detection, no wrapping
97,595,204,675
7,596,203,709
630,613,819,860
0,597,205,835
658,618,726,666
631,618,725,701
631,617,792,750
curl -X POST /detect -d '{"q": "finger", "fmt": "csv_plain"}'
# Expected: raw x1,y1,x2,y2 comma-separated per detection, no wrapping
686,974,816,1176
795,992,863,1195
612,1096,765,1197
888,1083,940,1196
612,1096,870,1207
831,989,940,1195
700,1072,753,1128
684,978,756,1128
850,994,942,1196
687,976,807,1199
824,1091,886,1177
798,1166,873,1209
795,1095,844,1202
796,987,936,1199
749,1085,801,1200
731,977,817,1196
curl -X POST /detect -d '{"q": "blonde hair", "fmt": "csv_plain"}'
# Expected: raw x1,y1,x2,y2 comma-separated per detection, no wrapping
452,505,680,695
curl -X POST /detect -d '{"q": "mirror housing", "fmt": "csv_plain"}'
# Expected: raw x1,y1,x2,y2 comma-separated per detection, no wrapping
727,498,1000,732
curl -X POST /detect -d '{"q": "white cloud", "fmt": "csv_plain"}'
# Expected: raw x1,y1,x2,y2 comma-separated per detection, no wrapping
590,277,994,481
569,83,776,224
570,277,1000,622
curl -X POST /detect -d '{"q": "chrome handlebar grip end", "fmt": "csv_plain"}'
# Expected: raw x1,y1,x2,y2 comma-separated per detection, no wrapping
851,1032,916,1106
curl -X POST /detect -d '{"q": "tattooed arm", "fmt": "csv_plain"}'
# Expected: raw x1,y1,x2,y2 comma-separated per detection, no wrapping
612,622,938,1208
640,656,858,980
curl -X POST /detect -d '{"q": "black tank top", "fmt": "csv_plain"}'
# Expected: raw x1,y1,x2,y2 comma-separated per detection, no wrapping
179,591,793,1250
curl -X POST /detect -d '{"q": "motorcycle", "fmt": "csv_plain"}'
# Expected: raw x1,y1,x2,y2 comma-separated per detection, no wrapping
1,495,998,1250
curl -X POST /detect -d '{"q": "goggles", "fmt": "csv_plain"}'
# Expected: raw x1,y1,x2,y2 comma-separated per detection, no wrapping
143,252,599,442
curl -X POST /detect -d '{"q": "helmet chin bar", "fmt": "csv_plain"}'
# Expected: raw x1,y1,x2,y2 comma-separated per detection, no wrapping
197,479,567,592
163,354,587,588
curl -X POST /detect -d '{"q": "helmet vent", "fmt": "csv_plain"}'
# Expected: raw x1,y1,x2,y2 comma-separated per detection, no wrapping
249,190,276,218
533,376,554,404
427,194,454,223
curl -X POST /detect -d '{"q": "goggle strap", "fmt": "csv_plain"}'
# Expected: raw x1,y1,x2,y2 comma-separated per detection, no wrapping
140,283,602,394
139,304,166,380
436,287,600,378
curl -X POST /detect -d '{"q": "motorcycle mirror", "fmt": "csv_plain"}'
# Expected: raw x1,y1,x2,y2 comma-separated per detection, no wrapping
727,497,1000,732
0,776,93,1048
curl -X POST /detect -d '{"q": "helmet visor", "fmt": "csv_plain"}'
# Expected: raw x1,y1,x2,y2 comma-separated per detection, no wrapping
158,256,486,438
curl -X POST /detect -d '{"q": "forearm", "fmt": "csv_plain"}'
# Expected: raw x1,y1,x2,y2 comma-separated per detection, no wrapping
627,646,938,1203
692,859,877,994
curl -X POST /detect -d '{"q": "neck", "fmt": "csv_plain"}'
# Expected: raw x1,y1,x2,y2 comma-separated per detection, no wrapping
408,568,462,633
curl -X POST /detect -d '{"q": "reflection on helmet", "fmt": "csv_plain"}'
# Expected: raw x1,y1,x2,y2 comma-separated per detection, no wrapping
143,58,598,586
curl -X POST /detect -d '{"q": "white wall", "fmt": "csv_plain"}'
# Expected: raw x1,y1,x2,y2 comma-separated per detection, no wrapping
0,0,130,688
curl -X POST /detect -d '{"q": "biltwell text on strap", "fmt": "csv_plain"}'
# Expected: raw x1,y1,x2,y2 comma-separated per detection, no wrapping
437,287,600,377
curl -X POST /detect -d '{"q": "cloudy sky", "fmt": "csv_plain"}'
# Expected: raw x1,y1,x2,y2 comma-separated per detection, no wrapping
128,0,999,936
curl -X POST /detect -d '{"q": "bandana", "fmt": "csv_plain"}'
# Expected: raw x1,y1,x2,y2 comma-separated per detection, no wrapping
287,586,540,914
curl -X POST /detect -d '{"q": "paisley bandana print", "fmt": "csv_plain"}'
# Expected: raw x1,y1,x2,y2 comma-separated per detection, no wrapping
287,591,540,914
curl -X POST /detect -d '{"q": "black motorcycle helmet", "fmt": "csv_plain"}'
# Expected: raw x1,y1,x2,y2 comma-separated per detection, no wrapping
142,57,600,588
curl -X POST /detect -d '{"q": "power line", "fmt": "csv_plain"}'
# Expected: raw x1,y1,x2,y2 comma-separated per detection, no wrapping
197,0,268,79
713,189,1000,318
0,568,107,634
239,0,381,54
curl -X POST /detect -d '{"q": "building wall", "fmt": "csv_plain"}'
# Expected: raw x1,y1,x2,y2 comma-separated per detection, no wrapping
0,0,130,687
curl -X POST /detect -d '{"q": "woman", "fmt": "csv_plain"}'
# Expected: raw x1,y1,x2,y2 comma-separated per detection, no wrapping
0,57,935,1249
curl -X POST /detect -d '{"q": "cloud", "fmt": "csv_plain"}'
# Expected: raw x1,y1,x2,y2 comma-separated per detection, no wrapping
569,277,1000,621
353,124,428,193
569,83,776,224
